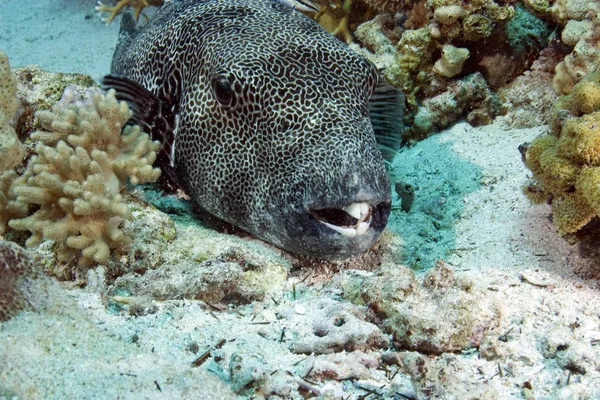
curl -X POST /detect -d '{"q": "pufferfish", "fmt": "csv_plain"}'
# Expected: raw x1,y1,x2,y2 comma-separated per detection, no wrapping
103,0,404,259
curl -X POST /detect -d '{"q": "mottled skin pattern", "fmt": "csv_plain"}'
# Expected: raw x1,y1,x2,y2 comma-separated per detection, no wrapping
111,0,391,258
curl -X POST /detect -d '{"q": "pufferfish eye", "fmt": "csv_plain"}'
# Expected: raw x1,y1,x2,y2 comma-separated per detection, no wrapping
212,74,235,107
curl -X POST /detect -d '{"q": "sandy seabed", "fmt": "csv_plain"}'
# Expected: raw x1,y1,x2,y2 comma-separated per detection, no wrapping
1,1,600,399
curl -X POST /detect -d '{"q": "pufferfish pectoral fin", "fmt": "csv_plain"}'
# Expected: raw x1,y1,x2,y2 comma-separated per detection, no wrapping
102,74,180,187
369,73,405,164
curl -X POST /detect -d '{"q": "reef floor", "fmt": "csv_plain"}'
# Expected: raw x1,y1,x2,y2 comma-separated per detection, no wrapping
1,0,600,399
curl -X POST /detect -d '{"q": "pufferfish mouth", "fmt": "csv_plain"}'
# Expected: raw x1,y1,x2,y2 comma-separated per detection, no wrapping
310,202,374,238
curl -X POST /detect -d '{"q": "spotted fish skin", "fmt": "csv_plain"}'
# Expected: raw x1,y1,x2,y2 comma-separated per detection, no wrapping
109,0,392,259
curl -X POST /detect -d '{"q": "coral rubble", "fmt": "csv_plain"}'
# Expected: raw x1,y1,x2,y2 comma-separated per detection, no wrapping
340,261,501,354
523,71,600,236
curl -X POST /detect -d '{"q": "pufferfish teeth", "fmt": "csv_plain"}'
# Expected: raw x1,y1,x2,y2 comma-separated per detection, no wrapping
320,221,357,237
355,220,371,236
360,202,370,219
343,203,363,220
318,215,373,237
343,202,371,221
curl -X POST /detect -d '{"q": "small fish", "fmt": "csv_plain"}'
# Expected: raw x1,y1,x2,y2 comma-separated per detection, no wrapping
104,0,403,259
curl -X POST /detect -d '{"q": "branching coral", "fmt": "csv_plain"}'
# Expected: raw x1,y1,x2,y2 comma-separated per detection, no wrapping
523,71,600,235
6,89,161,266
0,50,24,174
96,0,164,25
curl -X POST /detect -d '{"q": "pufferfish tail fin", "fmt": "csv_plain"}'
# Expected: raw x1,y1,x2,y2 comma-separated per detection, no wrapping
102,74,180,188
369,72,405,165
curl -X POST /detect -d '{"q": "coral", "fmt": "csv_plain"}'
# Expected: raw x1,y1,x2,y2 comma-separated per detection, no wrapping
376,0,519,134
432,44,469,78
553,14,600,94
523,71,600,235
426,0,515,43
0,170,27,235
412,72,500,138
13,66,98,141
7,89,161,266
433,5,463,25
0,240,40,321
96,0,164,25
362,0,404,14
529,0,600,95
520,0,596,23
496,48,560,128
505,4,552,56
354,16,398,56
385,27,435,110
312,0,376,44
0,50,24,173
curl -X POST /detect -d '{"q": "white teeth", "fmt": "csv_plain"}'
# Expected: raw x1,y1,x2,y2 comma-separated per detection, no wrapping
360,202,370,217
321,221,358,237
343,203,362,220
314,202,374,238
355,219,371,236
343,202,371,220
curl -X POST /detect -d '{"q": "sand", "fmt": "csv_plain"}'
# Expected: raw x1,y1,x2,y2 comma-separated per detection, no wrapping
1,1,600,399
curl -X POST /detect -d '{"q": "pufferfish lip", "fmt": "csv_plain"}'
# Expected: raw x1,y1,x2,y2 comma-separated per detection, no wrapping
309,201,390,238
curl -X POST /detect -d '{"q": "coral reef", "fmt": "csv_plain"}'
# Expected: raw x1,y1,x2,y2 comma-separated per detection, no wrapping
552,13,600,94
521,0,600,94
13,66,98,141
523,71,600,236
432,44,470,78
412,73,500,138
496,47,560,128
0,240,40,321
427,0,515,43
5,89,161,267
370,0,546,138
0,50,24,173
384,27,435,111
